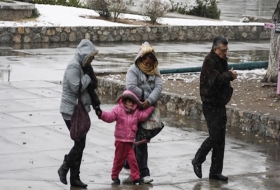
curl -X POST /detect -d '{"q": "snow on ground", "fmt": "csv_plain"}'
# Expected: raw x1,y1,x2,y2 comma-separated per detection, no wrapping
0,4,265,27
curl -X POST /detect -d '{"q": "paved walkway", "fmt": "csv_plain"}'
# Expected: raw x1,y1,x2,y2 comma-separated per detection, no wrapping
0,1,279,189
0,80,280,190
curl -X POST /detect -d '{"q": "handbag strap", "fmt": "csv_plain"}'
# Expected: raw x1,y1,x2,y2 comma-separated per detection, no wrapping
141,89,144,101
78,81,82,98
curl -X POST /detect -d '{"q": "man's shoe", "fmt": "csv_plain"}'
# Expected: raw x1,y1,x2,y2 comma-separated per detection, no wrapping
191,159,202,178
209,173,228,181
142,176,153,184
112,178,121,184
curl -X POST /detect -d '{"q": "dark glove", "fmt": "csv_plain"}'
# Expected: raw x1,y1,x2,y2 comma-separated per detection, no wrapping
95,106,102,117
88,87,101,108
83,65,94,75
83,65,98,89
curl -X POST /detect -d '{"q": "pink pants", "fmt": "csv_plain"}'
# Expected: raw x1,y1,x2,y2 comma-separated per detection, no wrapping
111,141,140,181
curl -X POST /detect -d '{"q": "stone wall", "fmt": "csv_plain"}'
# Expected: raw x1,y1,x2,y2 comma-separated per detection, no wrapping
0,9,33,21
0,25,271,44
97,78,280,139
0,1,35,21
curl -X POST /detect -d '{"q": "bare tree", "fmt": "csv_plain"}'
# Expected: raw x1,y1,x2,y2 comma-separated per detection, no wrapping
108,0,128,22
263,0,280,83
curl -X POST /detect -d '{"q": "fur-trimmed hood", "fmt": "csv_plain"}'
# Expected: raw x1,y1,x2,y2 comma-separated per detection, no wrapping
134,42,158,64
99,90,154,143
116,90,143,109
74,39,98,67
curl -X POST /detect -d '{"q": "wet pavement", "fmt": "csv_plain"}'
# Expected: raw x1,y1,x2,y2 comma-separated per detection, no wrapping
0,41,277,190
0,2,279,189
0,41,270,82
0,39,279,189
1,80,280,190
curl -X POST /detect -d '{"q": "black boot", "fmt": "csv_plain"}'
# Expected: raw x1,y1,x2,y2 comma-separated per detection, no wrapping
58,155,70,185
70,161,87,188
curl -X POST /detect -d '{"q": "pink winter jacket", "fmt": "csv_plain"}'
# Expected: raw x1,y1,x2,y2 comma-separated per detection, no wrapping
99,90,154,143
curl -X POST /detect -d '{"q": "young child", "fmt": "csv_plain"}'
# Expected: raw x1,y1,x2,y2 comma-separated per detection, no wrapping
95,90,154,185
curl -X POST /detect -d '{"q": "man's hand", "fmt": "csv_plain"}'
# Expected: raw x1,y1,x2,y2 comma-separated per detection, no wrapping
230,67,238,79
142,100,150,109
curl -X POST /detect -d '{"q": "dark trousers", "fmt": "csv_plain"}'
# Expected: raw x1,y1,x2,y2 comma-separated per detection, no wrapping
135,128,150,178
194,103,227,174
64,119,86,169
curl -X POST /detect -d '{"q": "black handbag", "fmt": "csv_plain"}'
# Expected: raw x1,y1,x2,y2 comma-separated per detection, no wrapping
135,122,165,145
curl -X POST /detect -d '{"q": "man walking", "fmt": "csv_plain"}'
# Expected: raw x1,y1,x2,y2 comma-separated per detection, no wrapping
191,35,237,181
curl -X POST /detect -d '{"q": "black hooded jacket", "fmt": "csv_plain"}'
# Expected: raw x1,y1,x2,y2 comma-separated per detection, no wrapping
200,49,234,106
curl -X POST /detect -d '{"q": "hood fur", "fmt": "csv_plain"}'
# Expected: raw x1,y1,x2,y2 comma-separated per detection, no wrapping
116,90,143,108
134,42,158,64
75,39,98,67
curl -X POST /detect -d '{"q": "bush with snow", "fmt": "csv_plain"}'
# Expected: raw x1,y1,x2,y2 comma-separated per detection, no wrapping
169,0,220,19
188,0,220,19
87,0,111,19
169,0,196,14
137,0,171,24
87,0,128,21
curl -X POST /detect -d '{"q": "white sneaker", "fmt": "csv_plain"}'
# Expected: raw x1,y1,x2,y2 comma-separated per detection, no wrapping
122,175,132,183
143,176,153,184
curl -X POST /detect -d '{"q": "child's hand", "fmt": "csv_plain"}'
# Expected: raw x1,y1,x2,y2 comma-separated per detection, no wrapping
95,106,102,117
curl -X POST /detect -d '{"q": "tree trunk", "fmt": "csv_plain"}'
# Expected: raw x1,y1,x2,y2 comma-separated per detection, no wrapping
263,0,280,83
